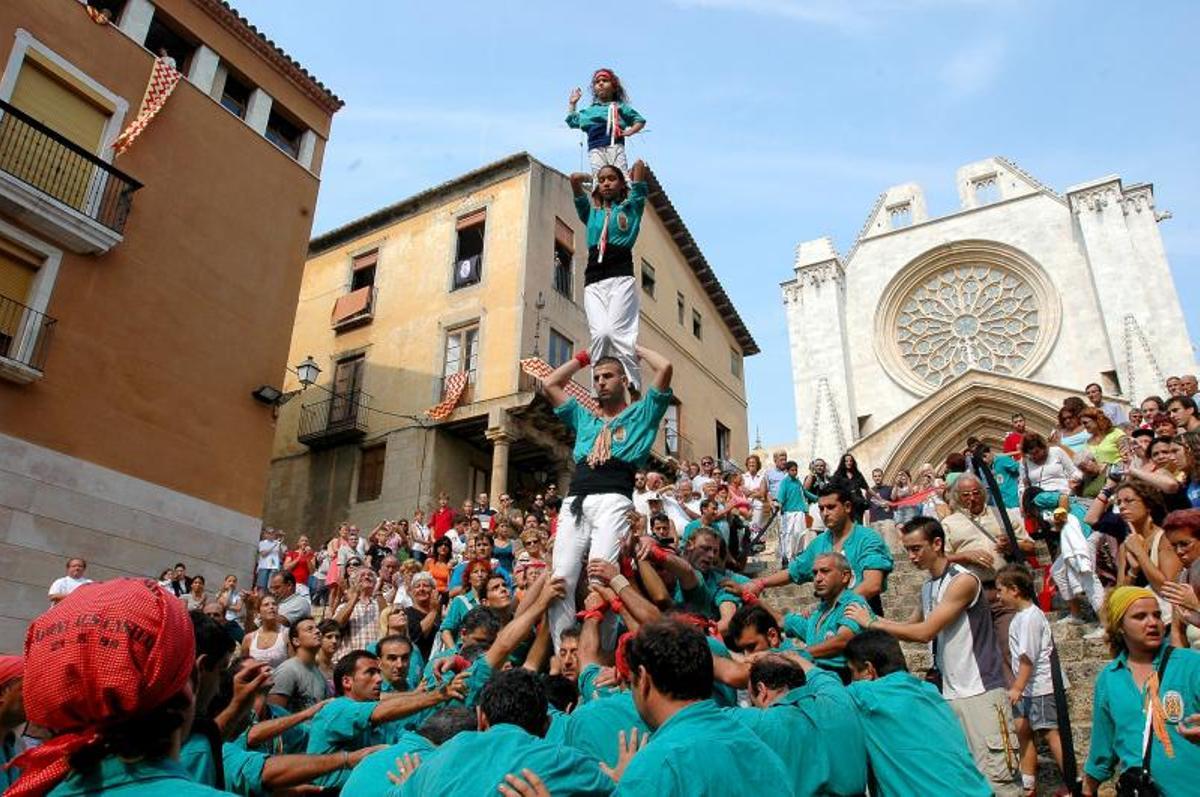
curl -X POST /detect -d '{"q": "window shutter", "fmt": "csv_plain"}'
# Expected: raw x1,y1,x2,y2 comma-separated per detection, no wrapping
456,209,486,230
351,250,378,271
554,218,574,252
331,286,372,324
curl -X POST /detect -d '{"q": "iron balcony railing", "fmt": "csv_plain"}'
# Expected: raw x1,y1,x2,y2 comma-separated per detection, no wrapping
0,292,55,373
0,99,142,234
297,390,370,448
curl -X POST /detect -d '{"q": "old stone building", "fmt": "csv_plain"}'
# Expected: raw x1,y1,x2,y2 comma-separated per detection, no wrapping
779,156,1194,473
263,153,757,534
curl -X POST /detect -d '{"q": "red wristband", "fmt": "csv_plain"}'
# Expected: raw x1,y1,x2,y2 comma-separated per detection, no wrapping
574,350,591,367
576,608,605,622
449,655,470,673
608,597,625,614
740,590,759,605
649,545,670,565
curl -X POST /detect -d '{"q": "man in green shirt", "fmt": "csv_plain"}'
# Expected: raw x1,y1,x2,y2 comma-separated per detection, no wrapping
740,484,893,615
844,630,991,797
342,706,476,797
392,669,613,796
609,619,790,795
541,345,673,648
304,649,466,788
793,552,873,680
730,655,868,796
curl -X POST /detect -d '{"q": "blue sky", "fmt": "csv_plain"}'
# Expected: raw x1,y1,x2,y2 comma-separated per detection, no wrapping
233,0,1199,446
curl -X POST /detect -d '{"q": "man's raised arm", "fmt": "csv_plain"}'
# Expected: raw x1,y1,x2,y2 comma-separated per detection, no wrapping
635,345,672,392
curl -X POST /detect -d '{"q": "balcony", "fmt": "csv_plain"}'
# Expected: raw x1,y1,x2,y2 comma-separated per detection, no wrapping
297,390,370,449
0,99,142,254
331,286,375,332
0,292,55,383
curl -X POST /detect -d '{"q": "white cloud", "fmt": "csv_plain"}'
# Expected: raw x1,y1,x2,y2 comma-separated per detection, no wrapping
939,37,1007,99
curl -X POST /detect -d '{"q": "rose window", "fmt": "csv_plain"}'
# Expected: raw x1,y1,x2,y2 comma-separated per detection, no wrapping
895,265,1040,388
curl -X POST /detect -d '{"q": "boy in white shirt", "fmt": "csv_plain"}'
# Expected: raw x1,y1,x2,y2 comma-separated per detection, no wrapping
997,564,1067,797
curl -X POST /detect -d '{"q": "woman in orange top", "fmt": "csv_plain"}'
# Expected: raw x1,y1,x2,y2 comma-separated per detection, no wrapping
424,536,455,601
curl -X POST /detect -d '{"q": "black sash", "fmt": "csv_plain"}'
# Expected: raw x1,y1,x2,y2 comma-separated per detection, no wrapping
585,244,634,285
567,459,637,521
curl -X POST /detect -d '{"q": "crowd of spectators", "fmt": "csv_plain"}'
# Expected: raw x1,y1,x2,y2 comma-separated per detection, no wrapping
3,372,1198,796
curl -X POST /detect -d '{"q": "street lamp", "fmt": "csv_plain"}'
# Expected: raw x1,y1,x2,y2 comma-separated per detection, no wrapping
295,355,321,388
252,355,322,407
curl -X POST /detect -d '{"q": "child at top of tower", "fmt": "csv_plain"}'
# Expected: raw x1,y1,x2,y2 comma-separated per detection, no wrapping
567,68,646,178
570,158,648,391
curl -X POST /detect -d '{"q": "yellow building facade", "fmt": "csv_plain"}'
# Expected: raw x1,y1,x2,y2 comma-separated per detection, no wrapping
264,153,757,535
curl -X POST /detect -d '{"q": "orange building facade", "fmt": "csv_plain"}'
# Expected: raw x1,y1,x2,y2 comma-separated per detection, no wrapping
0,0,340,649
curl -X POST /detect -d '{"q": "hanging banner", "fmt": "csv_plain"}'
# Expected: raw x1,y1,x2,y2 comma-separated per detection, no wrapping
426,371,469,421
111,56,181,155
520,357,601,415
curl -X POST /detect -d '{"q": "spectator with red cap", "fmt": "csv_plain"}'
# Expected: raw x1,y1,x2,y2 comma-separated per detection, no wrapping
5,578,226,796
1,654,25,791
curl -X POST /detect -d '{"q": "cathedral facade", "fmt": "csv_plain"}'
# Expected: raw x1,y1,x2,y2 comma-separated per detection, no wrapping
781,157,1195,474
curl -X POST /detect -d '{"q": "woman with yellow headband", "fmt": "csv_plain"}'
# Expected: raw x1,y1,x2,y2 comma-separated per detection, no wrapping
1082,586,1200,795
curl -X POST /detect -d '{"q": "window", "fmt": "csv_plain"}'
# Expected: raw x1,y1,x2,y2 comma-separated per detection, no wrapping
329,355,365,425
0,241,40,357
356,444,386,502
547,329,572,368
265,109,303,159
715,421,731,463
143,13,197,73
350,249,377,292
553,218,574,299
452,210,485,290
640,260,656,298
443,323,480,394
730,348,742,379
89,1,127,25
219,71,252,119
973,176,1000,206
888,203,912,229
330,250,377,330
676,292,685,325
692,310,703,339
663,402,680,456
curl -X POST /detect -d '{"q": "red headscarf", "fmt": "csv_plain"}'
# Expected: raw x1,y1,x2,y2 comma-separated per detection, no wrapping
0,655,22,688
7,578,196,797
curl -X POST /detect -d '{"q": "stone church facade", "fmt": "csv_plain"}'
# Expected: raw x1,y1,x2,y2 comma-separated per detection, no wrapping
780,156,1195,474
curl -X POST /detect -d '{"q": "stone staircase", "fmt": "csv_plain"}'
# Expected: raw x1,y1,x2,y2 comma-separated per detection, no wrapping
747,520,1112,796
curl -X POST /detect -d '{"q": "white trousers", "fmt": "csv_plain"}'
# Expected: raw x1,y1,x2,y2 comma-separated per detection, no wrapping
588,144,628,179
1050,555,1105,615
584,275,641,389
549,492,633,648
780,511,808,561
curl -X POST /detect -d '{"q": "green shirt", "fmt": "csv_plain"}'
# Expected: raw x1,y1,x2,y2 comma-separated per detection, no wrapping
777,475,809,513
574,181,649,251
1085,645,1200,794
47,757,235,796
342,731,436,797
438,593,478,640
393,723,612,796
556,386,672,468
220,743,266,797
992,455,1021,508
235,702,309,755
1,732,18,791
674,567,747,620
847,672,991,797
613,700,789,796
563,690,649,769
788,524,894,593
795,589,872,670
578,662,622,704
306,697,390,788
727,669,867,796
